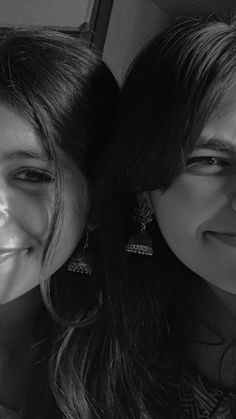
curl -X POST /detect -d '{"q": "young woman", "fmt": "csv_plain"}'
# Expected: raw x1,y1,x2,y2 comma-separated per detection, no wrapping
98,16,236,418
0,27,119,418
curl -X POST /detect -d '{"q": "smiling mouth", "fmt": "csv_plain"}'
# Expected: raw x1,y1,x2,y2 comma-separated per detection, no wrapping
208,232,236,247
0,248,28,261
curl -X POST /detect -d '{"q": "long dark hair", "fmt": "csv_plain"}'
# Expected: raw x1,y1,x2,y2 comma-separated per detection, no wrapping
95,16,236,417
0,27,119,418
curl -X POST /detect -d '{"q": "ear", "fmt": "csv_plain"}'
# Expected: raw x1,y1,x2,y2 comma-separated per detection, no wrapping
136,191,153,210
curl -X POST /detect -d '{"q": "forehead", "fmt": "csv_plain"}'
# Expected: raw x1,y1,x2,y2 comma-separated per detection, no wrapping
0,101,43,153
0,101,83,180
199,85,236,149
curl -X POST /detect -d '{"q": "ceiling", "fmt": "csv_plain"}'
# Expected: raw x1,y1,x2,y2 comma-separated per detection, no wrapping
152,0,236,18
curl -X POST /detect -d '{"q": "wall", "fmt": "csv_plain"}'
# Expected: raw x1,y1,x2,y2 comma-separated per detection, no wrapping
152,0,235,18
103,0,171,83
0,0,94,29
0,0,172,80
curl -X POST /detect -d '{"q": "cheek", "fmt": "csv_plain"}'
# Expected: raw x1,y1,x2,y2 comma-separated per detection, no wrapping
150,174,225,243
148,174,236,292
9,190,53,241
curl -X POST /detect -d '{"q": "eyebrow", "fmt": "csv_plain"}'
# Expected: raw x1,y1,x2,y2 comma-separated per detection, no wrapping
196,137,235,153
0,150,50,162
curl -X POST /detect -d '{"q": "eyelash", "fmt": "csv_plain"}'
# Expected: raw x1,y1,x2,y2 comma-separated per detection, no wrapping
185,156,230,170
11,168,55,184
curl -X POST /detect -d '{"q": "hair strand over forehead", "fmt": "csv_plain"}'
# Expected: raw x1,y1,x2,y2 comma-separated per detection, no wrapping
99,16,236,194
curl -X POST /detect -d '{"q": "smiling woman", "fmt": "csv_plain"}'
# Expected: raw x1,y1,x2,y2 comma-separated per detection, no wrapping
0,104,87,304
0,27,119,419
153,91,236,299
97,15,236,419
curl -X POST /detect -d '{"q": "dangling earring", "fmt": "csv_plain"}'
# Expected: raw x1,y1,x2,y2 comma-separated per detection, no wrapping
67,231,93,274
125,204,154,256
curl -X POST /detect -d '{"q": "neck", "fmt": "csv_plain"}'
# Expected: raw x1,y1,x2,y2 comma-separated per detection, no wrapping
0,286,43,349
0,286,47,410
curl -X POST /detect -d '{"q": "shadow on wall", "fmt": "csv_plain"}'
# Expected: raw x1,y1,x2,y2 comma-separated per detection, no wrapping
102,0,171,84
153,0,236,18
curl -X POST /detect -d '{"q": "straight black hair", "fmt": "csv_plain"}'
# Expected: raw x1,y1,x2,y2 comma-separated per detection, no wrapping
0,27,119,418
95,16,236,418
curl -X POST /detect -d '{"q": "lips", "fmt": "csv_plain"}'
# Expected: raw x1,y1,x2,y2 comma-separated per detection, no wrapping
207,232,236,247
0,248,28,253
0,248,28,262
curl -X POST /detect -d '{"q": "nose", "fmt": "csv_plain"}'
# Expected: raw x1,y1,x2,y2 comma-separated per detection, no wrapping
0,190,10,228
0,188,22,247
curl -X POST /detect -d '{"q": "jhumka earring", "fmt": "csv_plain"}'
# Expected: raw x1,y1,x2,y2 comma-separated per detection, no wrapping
67,231,93,274
125,204,153,256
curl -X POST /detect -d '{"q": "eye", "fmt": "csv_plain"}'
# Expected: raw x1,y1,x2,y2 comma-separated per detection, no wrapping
11,168,55,183
185,156,230,173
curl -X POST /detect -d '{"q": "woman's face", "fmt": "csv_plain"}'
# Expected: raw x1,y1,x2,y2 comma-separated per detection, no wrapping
147,87,236,294
0,102,89,304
